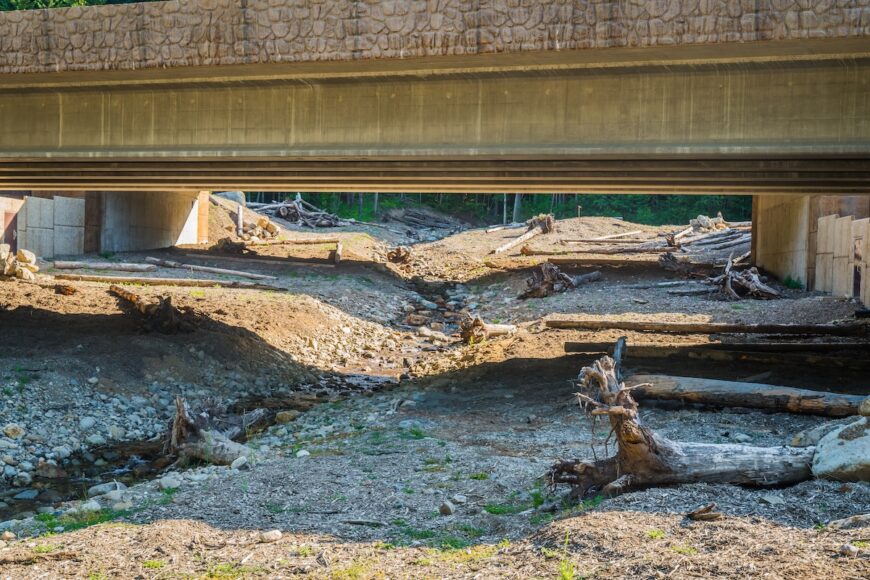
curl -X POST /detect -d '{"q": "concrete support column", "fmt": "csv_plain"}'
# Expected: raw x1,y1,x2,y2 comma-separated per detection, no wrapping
753,195,811,289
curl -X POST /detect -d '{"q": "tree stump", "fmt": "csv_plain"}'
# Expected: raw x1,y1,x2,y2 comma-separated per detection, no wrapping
548,338,815,497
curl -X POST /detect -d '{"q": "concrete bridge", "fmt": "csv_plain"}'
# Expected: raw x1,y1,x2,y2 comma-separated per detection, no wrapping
0,0,869,193
2,0,870,290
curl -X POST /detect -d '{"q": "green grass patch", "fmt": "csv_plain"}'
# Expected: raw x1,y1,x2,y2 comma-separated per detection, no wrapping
646,529,666,540
37,508,129,534
142,559,166,569
469,472,490,481
670,544,698,555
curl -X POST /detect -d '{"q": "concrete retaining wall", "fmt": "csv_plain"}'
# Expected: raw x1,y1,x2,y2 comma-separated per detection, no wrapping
1,0,869,75
100,191,201,253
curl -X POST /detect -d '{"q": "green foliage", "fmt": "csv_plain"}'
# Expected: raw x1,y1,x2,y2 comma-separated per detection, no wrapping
783,276,803,289
250,192,751,227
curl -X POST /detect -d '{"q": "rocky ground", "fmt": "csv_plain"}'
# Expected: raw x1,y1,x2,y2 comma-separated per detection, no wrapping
0,207,868,578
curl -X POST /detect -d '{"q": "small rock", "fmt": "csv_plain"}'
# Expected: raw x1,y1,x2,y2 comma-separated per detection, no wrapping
12,472,32,487
2,531,15,541
2,424,24,439
86,434,106,446
275,410,301,424
87,481,126,498
813,417,870,482
295,450,310,458
109,426,126,440
158,475,182,490
732,433,751,443
80,500,102,512
78,417,97,430
0,540,6,549
860,396,870,417
260,529,282,543
759,494,784,506
439,500,456,516
839,543,860,557
87,377,99,385
451,494,467,505
230,456,250,471
12,489,38,500
112,501,133,511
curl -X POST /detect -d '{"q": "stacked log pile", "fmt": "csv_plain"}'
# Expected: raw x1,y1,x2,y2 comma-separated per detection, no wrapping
0,246,39,282
108,284,196,334
252,199,347,228
384,208,457,231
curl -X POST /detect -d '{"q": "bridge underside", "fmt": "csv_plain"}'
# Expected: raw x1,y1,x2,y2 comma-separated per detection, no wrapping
0,158,869,194
1,41,869,193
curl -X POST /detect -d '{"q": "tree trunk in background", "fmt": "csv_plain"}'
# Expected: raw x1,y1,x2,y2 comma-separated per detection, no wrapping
503,193,508,224
513,193,522,223
373,193,379,215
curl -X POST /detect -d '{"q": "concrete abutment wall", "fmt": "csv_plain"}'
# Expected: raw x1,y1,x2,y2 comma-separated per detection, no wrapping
0,191,208,259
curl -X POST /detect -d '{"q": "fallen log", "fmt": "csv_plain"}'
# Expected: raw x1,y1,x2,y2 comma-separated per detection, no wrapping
545,317,867,336
520,263,601,299
248,237,340,246
486,223,525,233
145,257,277,281
547,339,815,497
108,284,195,333
53,261,156,273
549,256,659,267
165,397,272,466
459,316,517,344
561,238,647,245
182,253,335,269
491,214,556,255
56,273,281,291
625,374,865,417
523,245,668,257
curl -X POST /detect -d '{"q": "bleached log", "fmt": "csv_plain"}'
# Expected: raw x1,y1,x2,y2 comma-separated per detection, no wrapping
53,261,156,273
249,238,340,246
459,316,517,344
145,257,276,281
486,223,525,233
55,273,280,290
590,230,643,241
491,227,544,255
544,317,866,336
625,374,865,417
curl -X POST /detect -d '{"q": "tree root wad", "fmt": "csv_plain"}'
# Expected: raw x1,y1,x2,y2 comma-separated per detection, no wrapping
547,338,815,498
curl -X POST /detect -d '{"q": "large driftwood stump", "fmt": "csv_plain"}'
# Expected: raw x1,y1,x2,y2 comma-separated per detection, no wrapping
165,397,274,465
548,338,815,497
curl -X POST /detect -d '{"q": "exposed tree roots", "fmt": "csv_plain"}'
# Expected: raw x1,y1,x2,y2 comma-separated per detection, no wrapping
109,285,196,334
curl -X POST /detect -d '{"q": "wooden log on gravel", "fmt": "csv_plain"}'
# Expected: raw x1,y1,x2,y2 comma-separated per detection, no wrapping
561,238,647,245
491,214,556,255
565,341,870,356
182,253,335,269
249,238,340,246
144,257,276,281
55,273,281,290
53,261,156,273
547,339,815,497
459,316,517,344
570,230,643,242
520,263,600,299
545,317,867,336
625,374,865,417
485,223,525,233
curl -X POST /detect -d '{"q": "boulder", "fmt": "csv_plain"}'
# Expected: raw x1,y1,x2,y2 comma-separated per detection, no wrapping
87,481,126,498
861,396,870,417
0,244,9,261
213,191,246,206
2,424,24,439
14,267,35,282
791,418,854,447
812,417,870,482
15,249,35,264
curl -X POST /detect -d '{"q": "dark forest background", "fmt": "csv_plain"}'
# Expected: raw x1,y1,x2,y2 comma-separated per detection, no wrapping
251,193,752,226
